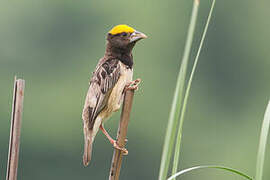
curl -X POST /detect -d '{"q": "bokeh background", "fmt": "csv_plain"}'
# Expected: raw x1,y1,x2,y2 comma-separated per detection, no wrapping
1,0,269,179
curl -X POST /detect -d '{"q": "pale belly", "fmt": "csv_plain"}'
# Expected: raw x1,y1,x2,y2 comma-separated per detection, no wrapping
99,62,133,122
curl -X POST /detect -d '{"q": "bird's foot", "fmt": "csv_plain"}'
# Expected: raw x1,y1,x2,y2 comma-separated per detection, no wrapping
113,141,128,155
125,78,141,91
100,124,128,155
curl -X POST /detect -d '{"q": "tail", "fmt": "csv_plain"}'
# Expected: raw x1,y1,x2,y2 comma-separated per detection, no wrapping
82,115,102,166
83,137,93,166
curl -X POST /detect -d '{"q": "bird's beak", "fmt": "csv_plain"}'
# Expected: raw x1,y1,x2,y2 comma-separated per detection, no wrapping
130,31,147,43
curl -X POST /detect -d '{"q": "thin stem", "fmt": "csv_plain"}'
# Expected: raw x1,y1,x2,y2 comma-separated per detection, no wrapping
109,90,135,180
6,77,25,180
158,1,199,179
172,0,216,177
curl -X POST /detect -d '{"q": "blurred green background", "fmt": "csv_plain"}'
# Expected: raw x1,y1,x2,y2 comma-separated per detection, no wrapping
1,0,269,179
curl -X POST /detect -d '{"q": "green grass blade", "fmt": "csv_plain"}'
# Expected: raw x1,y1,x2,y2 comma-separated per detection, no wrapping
171,0,216,177
168,165,253,180
255,101,270,180
158,1,199,180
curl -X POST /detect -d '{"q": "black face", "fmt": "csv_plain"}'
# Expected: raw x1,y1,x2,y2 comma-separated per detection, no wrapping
107,32,133,49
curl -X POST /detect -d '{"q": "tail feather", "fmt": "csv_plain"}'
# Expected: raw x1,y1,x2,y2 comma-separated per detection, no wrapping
83,138,92,166
82,116,102,166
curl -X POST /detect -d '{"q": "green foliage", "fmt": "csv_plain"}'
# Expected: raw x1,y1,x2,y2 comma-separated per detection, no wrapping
160,0,269,180
255,101,270,180
172,0,216,176
158,1,199,179
168,165,253,180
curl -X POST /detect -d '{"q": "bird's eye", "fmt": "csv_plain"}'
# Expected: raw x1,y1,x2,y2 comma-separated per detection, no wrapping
122,32,128,37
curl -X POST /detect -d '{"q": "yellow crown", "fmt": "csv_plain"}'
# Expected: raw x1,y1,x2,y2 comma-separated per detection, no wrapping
109,24,135,35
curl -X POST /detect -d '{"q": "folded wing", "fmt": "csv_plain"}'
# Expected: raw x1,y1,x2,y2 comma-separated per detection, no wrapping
82,58,121,166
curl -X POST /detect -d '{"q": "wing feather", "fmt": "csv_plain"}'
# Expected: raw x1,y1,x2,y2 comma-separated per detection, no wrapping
82,58,121,130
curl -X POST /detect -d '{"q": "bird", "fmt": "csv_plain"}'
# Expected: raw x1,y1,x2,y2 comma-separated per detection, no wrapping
82,24,147,166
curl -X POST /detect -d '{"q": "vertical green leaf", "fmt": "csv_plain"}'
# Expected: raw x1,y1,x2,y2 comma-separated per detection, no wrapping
171,0,216,178
255,101,270,180
158,1,200,180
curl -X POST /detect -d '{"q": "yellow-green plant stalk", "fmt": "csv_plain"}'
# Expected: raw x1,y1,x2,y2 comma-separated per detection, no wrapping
158,1,200,180
171,0,216,177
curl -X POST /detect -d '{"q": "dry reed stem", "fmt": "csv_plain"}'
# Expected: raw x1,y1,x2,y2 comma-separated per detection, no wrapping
109,89,135,180
6,77,25,180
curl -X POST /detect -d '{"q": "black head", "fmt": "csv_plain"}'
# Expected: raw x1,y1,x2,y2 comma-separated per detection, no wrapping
106,24,147,50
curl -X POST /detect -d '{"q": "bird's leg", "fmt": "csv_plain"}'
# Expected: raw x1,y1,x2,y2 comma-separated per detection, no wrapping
99,124,128,155
124,78,141,91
